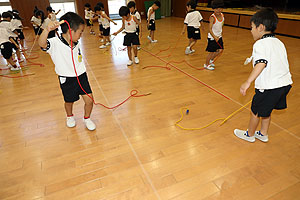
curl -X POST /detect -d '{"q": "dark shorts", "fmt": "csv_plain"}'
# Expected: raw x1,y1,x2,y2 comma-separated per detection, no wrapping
251,85,292,117
99,24,104,32
59,72,92,103
48,30,56,38
136,26,140,36
187,26,201,40
34,27,42,35
123,33,140,46
16,29,25,40
206,37,224,52
0,42,16,59
86,19,92,26
102,27,110,36
148,19,155,31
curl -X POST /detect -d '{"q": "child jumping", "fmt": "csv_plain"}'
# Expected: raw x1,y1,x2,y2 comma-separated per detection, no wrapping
234,8,293,143
204,0,224,70
38,12,96,131
147,1,161,43
113,6,140,66
182,0,205,55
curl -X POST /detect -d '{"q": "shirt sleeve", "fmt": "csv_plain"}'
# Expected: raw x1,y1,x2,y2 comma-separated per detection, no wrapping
41,38,53,54
184,14,189,25
252,41,268,67
199,12,203,22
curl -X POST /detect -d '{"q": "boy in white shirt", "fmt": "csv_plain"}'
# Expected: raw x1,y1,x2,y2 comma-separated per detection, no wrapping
182,0,205,55
38,12,96,131
113,6,140,66
147,1,161,43
127,1,141,50
234,8,293,143
84,3,94,34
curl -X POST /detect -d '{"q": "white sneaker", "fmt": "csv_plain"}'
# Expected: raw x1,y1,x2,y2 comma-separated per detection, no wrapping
204,64,215,71
10,66,21,71
66,116,76,128
134,57,139,64
190,49,195,53
105,42,111,46
99,45,106,49
234,129,255,143
83,118,96,131
254,130,269,142
137,46,141,50
185,47,191,55
151,40,158,43
127,60,133,66
147,36,152,42
209,60,215,67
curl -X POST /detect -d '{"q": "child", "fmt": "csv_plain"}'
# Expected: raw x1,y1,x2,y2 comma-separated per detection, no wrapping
31,10,43,35
94,4,117,49
127,1,141,50
0,12,24,65
147,1,161,43
113,6,140,66
0,12,22,70
182,0,204,55
11,10,25,50
204,0,224,70
95,2,104,41
84,3,94,34
234,8,293,143
47,6,61,21
38,12,96,131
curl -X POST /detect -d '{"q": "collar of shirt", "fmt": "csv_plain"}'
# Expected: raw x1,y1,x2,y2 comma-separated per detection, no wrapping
261,33,275,39
59,34,78,48
187,10,197,14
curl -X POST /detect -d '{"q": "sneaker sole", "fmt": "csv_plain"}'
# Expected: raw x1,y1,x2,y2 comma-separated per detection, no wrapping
234,130,255,143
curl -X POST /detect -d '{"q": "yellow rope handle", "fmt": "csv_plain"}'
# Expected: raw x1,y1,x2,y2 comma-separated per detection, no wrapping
175,101,252,131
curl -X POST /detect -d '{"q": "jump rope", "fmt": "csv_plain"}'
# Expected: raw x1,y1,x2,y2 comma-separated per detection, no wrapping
63,20,151,109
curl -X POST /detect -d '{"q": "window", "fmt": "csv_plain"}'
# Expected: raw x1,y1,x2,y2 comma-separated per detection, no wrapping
0,0,11,14
49,0,76,20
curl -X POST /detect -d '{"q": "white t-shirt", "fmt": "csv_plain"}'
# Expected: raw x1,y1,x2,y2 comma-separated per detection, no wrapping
0,27,10,44
31,16,41,27
85,10,93,20
252,34,293,90
208,13,224,40
184,10,203,28
101,11,110,29
133,10,141,28
11,19,22,30
147,7,155,20
49,13,57,21
0,21,17,38
41,18,51,30
44,36,86,77
124,15,137,33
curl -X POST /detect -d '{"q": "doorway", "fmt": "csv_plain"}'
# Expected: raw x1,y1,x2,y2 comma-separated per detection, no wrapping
108,0,126,19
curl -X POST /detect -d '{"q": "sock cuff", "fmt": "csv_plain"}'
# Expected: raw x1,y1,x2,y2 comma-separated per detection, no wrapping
67,114,73,117
84,116,90,119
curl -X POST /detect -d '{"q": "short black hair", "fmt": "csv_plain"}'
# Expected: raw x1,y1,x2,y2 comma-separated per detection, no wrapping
46,6,54,12
84,3,91,8
96,2,104,9
2,12,13,19
94,6,101,12
187,0,197,9
119,6,130,17
211,0,224,9
12,9,21,20
250,8,278,33
127,1,136,9
60,12,85,33
154,1,161,8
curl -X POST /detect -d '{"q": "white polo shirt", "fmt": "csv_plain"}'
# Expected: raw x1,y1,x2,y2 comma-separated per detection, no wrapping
0,27,10,45
0,21,17,38
31,16,41,27
252,34,293,90
43,36,86,77
184,10,203,28
147,7,155,20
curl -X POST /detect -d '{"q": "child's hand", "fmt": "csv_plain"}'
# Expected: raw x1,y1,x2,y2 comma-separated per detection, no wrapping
113,22,117,25
240,81,251,96
47,21,60,32
112,32,117,36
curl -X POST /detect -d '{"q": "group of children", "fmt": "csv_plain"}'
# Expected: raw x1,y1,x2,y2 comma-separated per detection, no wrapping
1,1,293,141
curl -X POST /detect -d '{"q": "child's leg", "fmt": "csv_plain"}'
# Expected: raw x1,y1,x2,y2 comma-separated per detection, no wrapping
206,52,215,65
20,39,24,49
107,36,111,43
15,49,21,60
82,94,94,118
189,39,197,50
64,102,74,116
247,111,260,136
6,57,16,66
127,46,132,61
151,30,155,41
261,116,271,135
133,45,138,57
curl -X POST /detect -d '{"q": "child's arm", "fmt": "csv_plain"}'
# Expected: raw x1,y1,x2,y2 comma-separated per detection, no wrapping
112,19,125,35
240,63,266,96
38,21,60,48
182,24,187,35
200,21,205,31
55,9,61,15
147,8,154,25
208,16,219,41
101,12,117,25
133,16,140,26
9,38,19,49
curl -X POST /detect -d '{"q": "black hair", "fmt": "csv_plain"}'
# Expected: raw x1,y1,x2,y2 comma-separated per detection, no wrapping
187,0,197,9
97,2,104,8
12,9,22,20
35,10,45,25
250,8,278,33
154,1,161,8
60,12,85,33
127,1,136,9
211,0,224,9
119,6,130,17
33,6,39,15
94,6,101,12
2,12,13,19
46,6,54,13
84,3,91,8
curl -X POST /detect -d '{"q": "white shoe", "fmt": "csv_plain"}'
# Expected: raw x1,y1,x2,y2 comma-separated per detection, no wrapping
66,116,76,128
134,57,139,64
190,49,195,53
151,40,158,43
127,60,133,66
234,129,255,143
99,45,106,49
147,36,152,42
209,60,215,67
137,46,141,50
100,39,104,42
105,42,111,46
254,130,269,142
10,66,21,71
83,118,96,131
204,64,215,71
185,47,191,55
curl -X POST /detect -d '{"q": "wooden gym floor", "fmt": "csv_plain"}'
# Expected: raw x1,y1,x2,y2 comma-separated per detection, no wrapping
0,17,300,200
